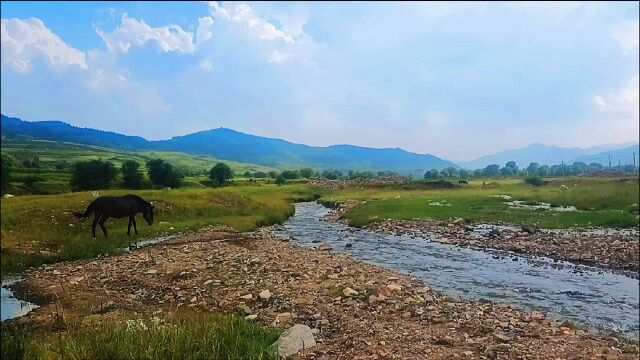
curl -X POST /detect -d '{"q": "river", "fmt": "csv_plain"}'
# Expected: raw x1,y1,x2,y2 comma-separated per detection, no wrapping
275,202,640,338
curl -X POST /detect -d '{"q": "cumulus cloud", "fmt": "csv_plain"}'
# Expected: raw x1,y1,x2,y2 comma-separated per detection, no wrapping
1,17,87,73
209,2,294,43
96,13,214,54
195,16,214,47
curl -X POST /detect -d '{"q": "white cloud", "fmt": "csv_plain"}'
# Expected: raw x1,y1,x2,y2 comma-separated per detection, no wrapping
195,16,214,47
1,18,87,73
209,2,294,43
267,49,293,64
593,75,639,116
610,20,639,54
96,14,199,54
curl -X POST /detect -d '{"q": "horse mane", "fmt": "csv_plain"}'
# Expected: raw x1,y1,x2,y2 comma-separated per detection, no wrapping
125,194,150,207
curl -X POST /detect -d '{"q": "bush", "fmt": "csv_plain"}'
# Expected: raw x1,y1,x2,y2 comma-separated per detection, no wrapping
71,159,117,190
524,177,548,186
146,159,183,188
122,160,143,189
275,174,286,186
209,163,234,188
1,154,12,193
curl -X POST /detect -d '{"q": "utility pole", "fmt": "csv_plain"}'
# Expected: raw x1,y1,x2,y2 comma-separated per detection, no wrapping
608,154,612,176
561,160,564,177
634,152,636,172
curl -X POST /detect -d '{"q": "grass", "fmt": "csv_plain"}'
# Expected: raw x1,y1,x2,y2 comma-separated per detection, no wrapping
0,185,324,278
322,177,640,229
1,312,280,360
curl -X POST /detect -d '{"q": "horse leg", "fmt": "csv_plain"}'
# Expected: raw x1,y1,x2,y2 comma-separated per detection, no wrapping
132,218,139,247
98,216,108,238
91,215,100,239
127,216,133,236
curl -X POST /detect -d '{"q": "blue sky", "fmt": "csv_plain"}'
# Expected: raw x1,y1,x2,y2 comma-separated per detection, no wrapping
1,1,638,160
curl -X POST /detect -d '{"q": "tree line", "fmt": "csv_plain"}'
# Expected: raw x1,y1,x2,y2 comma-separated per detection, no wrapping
424,161,639,179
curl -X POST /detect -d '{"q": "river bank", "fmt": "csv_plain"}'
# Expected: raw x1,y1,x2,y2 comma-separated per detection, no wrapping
327,201,639,279
5,222,638,359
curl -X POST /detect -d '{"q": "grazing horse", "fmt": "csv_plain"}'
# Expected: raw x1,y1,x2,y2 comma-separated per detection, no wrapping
73,194,154,249
458,180,469,185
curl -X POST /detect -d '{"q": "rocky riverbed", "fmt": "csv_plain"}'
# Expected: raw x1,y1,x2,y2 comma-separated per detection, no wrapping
7,226,639,359
328,202,640,278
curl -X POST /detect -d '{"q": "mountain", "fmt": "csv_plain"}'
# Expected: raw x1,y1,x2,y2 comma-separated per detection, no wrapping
571,145,640,166
0,115,456,172
459,142,639,169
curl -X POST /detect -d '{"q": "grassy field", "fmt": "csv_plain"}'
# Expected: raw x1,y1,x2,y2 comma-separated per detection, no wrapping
2,312,280,360
1,139,275,194
322,177,640,229
0,185,323,278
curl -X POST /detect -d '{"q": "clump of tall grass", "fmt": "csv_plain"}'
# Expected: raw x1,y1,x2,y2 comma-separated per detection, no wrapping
2,313,280,360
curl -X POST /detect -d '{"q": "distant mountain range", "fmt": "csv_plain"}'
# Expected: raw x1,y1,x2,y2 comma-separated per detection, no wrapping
459,142,639,169
0,115,456,173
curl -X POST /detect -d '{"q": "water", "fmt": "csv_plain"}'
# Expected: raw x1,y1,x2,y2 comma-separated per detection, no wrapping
276,202,640,338
1,278,38,322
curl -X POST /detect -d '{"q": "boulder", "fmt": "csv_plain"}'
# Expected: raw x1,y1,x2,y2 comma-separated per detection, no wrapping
342,287,359,297
318,243,332,251
273,324,316,358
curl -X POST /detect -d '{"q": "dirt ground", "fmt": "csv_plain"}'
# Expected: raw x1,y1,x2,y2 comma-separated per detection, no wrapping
10,227,639,359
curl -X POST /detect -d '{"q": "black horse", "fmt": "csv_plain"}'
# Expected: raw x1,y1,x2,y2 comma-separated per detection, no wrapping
459,180,469,185
73,194,154,248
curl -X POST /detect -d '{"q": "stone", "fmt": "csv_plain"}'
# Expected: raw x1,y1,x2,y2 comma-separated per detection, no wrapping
493,332,512,343
276,312,294,324
386,284,402,292
145,269,157,274
343,287,359,297
244,314,257,320
318,243,333,251
239,294,253,300
434,336,455,346
259,289,272,300
273,324,316,359
204,279,213,285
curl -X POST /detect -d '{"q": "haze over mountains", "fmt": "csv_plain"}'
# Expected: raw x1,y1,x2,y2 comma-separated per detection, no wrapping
459,143,639,169
2,115,636,172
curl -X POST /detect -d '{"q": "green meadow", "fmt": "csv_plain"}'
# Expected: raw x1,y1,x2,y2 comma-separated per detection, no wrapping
324,177,640,229
0,185,323,278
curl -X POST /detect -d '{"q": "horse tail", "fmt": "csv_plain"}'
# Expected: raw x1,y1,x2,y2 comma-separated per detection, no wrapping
73,201,96,222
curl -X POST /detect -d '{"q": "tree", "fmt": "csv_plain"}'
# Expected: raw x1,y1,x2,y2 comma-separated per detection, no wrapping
71,159,117,190
526,162,539,175
254,171,268,178
281,170,300,179
500,167,514,176
458,169,470,179
473,169,483,177
268,171,278,179
243,171,252,178
505,161,518,174
1,154,12,193
537,165,549,176
424,169,439,179
442,166,459,178
275,174,286,186
122,160,143,189
146,159,183,188
484,164,500,177
209,163,234,187
572,162,587,174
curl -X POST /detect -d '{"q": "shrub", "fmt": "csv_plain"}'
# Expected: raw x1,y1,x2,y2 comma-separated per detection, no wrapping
524,177,548,186
71,159,117,190
1,154,12,193
146,159,183,188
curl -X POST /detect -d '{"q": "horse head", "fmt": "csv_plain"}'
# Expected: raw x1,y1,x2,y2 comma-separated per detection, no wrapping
143,203,155,225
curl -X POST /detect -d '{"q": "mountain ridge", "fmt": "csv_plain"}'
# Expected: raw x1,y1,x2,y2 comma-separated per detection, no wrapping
1,115,456,172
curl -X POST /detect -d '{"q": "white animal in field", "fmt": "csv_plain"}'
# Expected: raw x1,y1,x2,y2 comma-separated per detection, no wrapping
92,191,100,198
560,185,569,191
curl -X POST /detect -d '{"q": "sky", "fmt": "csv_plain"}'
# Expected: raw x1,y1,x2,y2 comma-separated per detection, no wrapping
1,1,638,161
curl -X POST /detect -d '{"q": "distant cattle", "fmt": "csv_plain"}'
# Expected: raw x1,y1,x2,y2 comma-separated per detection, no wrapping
560,185,569,191
459,180,469,185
